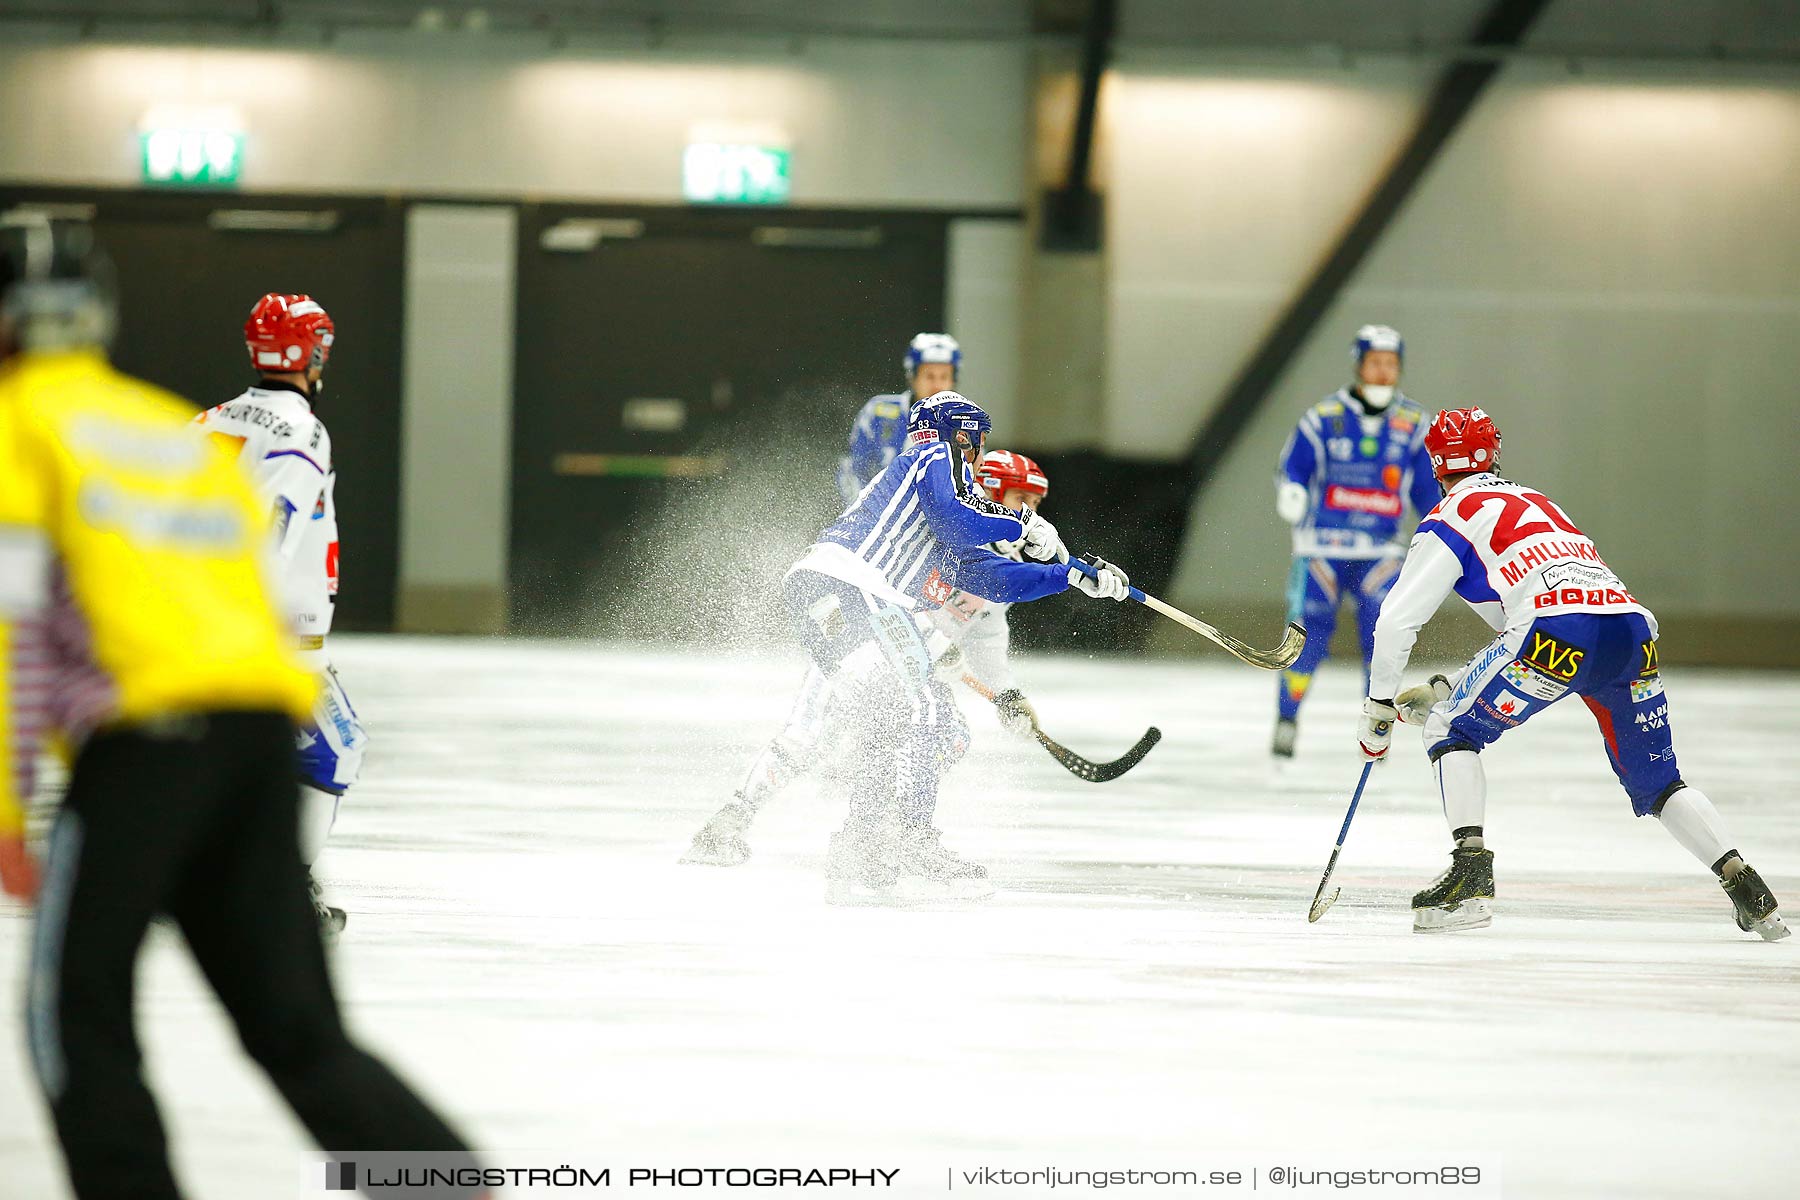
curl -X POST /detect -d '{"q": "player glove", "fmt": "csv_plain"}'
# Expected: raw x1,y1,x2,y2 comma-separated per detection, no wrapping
1396,675,1452,725
1358,697,1398,761
992,688,1039,739
919,621,967,684
1069,556,1129,601
1275,480,1309,525
1019,510,1070,565
0,833,40,901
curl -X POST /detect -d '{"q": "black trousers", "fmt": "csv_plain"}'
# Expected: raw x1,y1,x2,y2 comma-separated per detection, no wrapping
26,711,476,1199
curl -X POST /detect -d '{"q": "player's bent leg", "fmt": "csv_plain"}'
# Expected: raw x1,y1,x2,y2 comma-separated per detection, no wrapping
171,714,480,1178
1273,557,1342,755
296,664,362,935
681,666,835,867
31,725,230,1200
892,683,992,901
1580,636,1790,941
1410,627,1547,932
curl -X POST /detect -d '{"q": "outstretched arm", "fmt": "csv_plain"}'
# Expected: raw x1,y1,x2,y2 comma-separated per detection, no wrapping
1367,530,1465,702
915,446,1029,551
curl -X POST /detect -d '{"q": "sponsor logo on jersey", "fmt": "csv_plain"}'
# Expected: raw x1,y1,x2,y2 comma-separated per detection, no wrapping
1502,660,1568,700
1494,693,1531,719
1532,586,1637,610
1634,703,1668,731
1454,639,1515,704
907,428,939,447
1499,540,1605,586
1629,675,1665,704
1476,694,1528,726
1382,464,1402,490
1523,630,1585,681
922,568,953,605
1639,640,1659,676
1324,485,1402,517
874,401,902,418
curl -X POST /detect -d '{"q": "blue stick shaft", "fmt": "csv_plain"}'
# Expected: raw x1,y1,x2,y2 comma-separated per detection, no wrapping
1334,761,1375,847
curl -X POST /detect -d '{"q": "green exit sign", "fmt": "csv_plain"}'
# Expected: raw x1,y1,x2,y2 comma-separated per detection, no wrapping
683,143,790,205
140,129,243,188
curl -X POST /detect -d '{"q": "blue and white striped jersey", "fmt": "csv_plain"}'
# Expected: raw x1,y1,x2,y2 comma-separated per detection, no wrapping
796,441,1068,610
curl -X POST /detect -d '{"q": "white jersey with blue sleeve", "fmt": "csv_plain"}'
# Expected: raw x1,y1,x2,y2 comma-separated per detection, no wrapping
795,441,1069,611
1368,472,1654,698
193,383,338,650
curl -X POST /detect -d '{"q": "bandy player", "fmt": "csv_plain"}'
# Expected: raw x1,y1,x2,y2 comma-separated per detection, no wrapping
1271,324,1437,758
195,294,365,937
681,448,1056,867
1359,407,1788,940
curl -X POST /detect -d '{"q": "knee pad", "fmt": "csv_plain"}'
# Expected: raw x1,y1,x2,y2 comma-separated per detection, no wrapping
1646,778,1688,818
1428,739,1480,764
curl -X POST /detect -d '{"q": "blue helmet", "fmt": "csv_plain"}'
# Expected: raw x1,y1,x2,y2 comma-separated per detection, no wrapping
903,332,962,381
1351,323,1403,367
906,390,990,484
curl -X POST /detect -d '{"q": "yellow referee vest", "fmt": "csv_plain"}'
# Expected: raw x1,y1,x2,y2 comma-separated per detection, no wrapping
0,349,315,834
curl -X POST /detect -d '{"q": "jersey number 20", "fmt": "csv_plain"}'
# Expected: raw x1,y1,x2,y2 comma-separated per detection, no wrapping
1457,489,1581,553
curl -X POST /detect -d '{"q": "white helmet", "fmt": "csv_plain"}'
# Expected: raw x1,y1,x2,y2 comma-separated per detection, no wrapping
1351,324,1404,366
903,332,962,380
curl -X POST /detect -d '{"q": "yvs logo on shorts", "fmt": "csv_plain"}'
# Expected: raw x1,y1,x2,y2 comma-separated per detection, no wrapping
1640,639,1660,677
1523,630,1585,681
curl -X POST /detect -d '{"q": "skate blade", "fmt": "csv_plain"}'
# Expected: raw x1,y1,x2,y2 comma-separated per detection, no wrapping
1412,897,1492,933
1749,912,1791,942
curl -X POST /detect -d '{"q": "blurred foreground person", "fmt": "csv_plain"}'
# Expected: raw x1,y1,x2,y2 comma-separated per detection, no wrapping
196,292,363,938
0,220,478,1198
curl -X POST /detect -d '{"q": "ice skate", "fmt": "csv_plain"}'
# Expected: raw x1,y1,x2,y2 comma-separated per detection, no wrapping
895,826,996,901
308,872,346,940
1722,865,1790,942
1271,719,1297,760
824,819,901,907
1411,847,1494,932
679,801,753,867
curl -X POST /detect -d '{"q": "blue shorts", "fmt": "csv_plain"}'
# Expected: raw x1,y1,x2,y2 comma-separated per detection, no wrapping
1421,611,1678,815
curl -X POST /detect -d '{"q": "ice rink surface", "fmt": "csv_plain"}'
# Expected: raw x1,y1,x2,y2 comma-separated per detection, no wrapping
3,635,1797,1198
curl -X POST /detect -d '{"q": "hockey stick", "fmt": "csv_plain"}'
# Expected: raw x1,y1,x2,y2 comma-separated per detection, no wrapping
1307,760,1375,923
962,674,1162,783
1066,559,1305,671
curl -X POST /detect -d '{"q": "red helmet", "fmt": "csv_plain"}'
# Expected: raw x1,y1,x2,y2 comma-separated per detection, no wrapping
1424,407,1501,481
977,449,1049,504
244,293,334,374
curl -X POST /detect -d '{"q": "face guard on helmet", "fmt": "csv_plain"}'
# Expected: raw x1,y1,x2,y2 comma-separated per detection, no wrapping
1424,407,1501,484
977,449,1049,507
245,293,335,377
1351,323,1404,408
903,332,961,389
906,390,991,492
